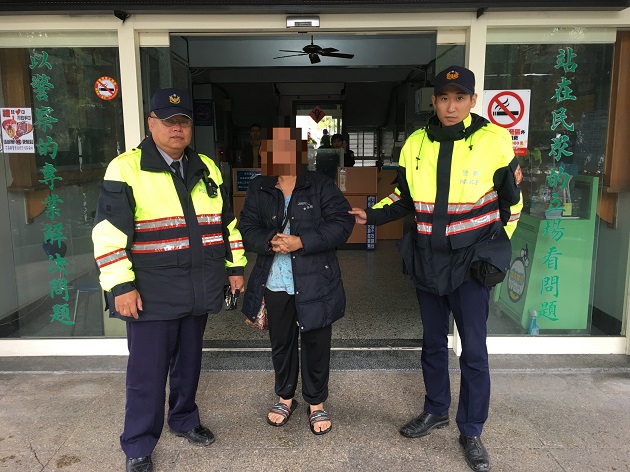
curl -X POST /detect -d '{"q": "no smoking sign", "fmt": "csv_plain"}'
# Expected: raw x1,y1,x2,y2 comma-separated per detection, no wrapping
487,91,525,128
94,76,119,101
482,89,531,156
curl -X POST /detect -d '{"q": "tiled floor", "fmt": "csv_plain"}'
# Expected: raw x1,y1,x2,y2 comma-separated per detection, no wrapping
204,241,425,346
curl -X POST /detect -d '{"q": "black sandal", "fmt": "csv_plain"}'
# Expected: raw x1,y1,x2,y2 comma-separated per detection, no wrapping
266,400,298,427
307,406,332,435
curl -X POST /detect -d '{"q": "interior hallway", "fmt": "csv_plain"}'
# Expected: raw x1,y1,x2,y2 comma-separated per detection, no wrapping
204,240,523,352
9,241,523,341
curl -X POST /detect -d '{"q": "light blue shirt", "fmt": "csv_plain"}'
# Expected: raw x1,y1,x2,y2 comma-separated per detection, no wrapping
156,146,185,178
266,195,294,294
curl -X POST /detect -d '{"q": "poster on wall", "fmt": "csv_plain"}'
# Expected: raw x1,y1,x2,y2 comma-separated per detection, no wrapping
1,107,34,153
482,90,531,156
234,169,261,193
193,99,214,126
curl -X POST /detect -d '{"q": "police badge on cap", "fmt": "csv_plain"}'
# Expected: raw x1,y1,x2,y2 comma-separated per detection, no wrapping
150,87,193,119
433,65,475,95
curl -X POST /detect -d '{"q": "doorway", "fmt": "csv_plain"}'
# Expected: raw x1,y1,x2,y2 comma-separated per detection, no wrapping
295,101,342,148
172,32,438,349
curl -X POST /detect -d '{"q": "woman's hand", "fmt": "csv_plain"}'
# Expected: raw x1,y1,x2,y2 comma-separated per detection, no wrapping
271,233,303,254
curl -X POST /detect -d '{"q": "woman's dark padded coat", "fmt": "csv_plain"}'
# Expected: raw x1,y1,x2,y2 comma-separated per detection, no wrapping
238,171,354,333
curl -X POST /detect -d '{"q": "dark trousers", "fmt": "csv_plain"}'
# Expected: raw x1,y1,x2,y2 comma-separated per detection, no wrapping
120,313,208,458
416,279,490,437
264,289,332,405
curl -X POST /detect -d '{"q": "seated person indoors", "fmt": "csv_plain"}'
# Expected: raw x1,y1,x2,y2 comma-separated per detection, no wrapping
331,133,355,167
319,128,332,148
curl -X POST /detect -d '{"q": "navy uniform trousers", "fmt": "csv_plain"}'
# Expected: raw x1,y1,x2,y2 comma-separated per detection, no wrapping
120,313,208,458
416,279,491,437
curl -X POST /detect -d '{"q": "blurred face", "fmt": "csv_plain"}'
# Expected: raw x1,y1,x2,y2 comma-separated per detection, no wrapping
260,128,307,176
249,126,262,144
432,85,477,127
148,113,192,159
332,137,343,149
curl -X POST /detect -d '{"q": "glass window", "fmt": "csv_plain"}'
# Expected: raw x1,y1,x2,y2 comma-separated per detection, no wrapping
435,43,465,74
140,47,172,119
0,40,125,338
348,131,376,165
484,31,615,336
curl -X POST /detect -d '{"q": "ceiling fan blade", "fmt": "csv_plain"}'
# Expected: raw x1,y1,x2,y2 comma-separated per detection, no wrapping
278,49,305,54
319,47,339,54
321,52,355,59
273,53,308,59
309,53,321,64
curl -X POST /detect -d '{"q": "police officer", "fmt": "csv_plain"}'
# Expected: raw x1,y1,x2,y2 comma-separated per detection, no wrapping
350,65,522,472
92,88,246,472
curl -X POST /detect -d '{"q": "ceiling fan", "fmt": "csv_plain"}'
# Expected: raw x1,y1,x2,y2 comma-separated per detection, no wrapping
273,35,355,64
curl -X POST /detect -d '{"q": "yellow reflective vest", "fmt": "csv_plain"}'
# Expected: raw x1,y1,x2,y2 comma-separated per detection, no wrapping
366,113,523,295
92,136,246,320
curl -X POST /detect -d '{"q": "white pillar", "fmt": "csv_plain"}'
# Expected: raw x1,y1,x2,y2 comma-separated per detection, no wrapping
117,18,144,151
466,17,487,117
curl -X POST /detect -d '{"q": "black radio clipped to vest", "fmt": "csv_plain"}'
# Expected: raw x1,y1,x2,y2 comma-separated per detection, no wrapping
202,171,218,198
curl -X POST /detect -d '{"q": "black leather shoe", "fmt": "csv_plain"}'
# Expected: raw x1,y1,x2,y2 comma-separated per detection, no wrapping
126,456,152,472
173,424,215,446
459,435,490,472
399,412,449,438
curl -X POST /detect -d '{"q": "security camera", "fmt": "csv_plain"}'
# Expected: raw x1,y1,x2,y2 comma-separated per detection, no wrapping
114,10,130,22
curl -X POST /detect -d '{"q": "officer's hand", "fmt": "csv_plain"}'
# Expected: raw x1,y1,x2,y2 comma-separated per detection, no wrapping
115,289,143,319
228,275,245,294
349,208,367,225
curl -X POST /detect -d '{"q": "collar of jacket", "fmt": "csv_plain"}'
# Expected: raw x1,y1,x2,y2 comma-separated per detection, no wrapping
259,173,312,192
137,136,207,178
426,113,488,143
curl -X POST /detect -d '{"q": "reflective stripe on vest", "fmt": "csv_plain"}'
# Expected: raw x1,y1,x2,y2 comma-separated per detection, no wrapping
415,201,434,213
197,214,222,225
131,237,189,253
415,191,498,216
386,192,401,204
230,240,244,251
417,222,432,234
445,209,501,236
447,191,498,214
201,234,223,246
135,216,186,232
96,249,128,269
416,209,501,236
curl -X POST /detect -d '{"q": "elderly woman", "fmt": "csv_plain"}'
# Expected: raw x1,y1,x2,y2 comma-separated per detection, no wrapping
238,127,354,435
